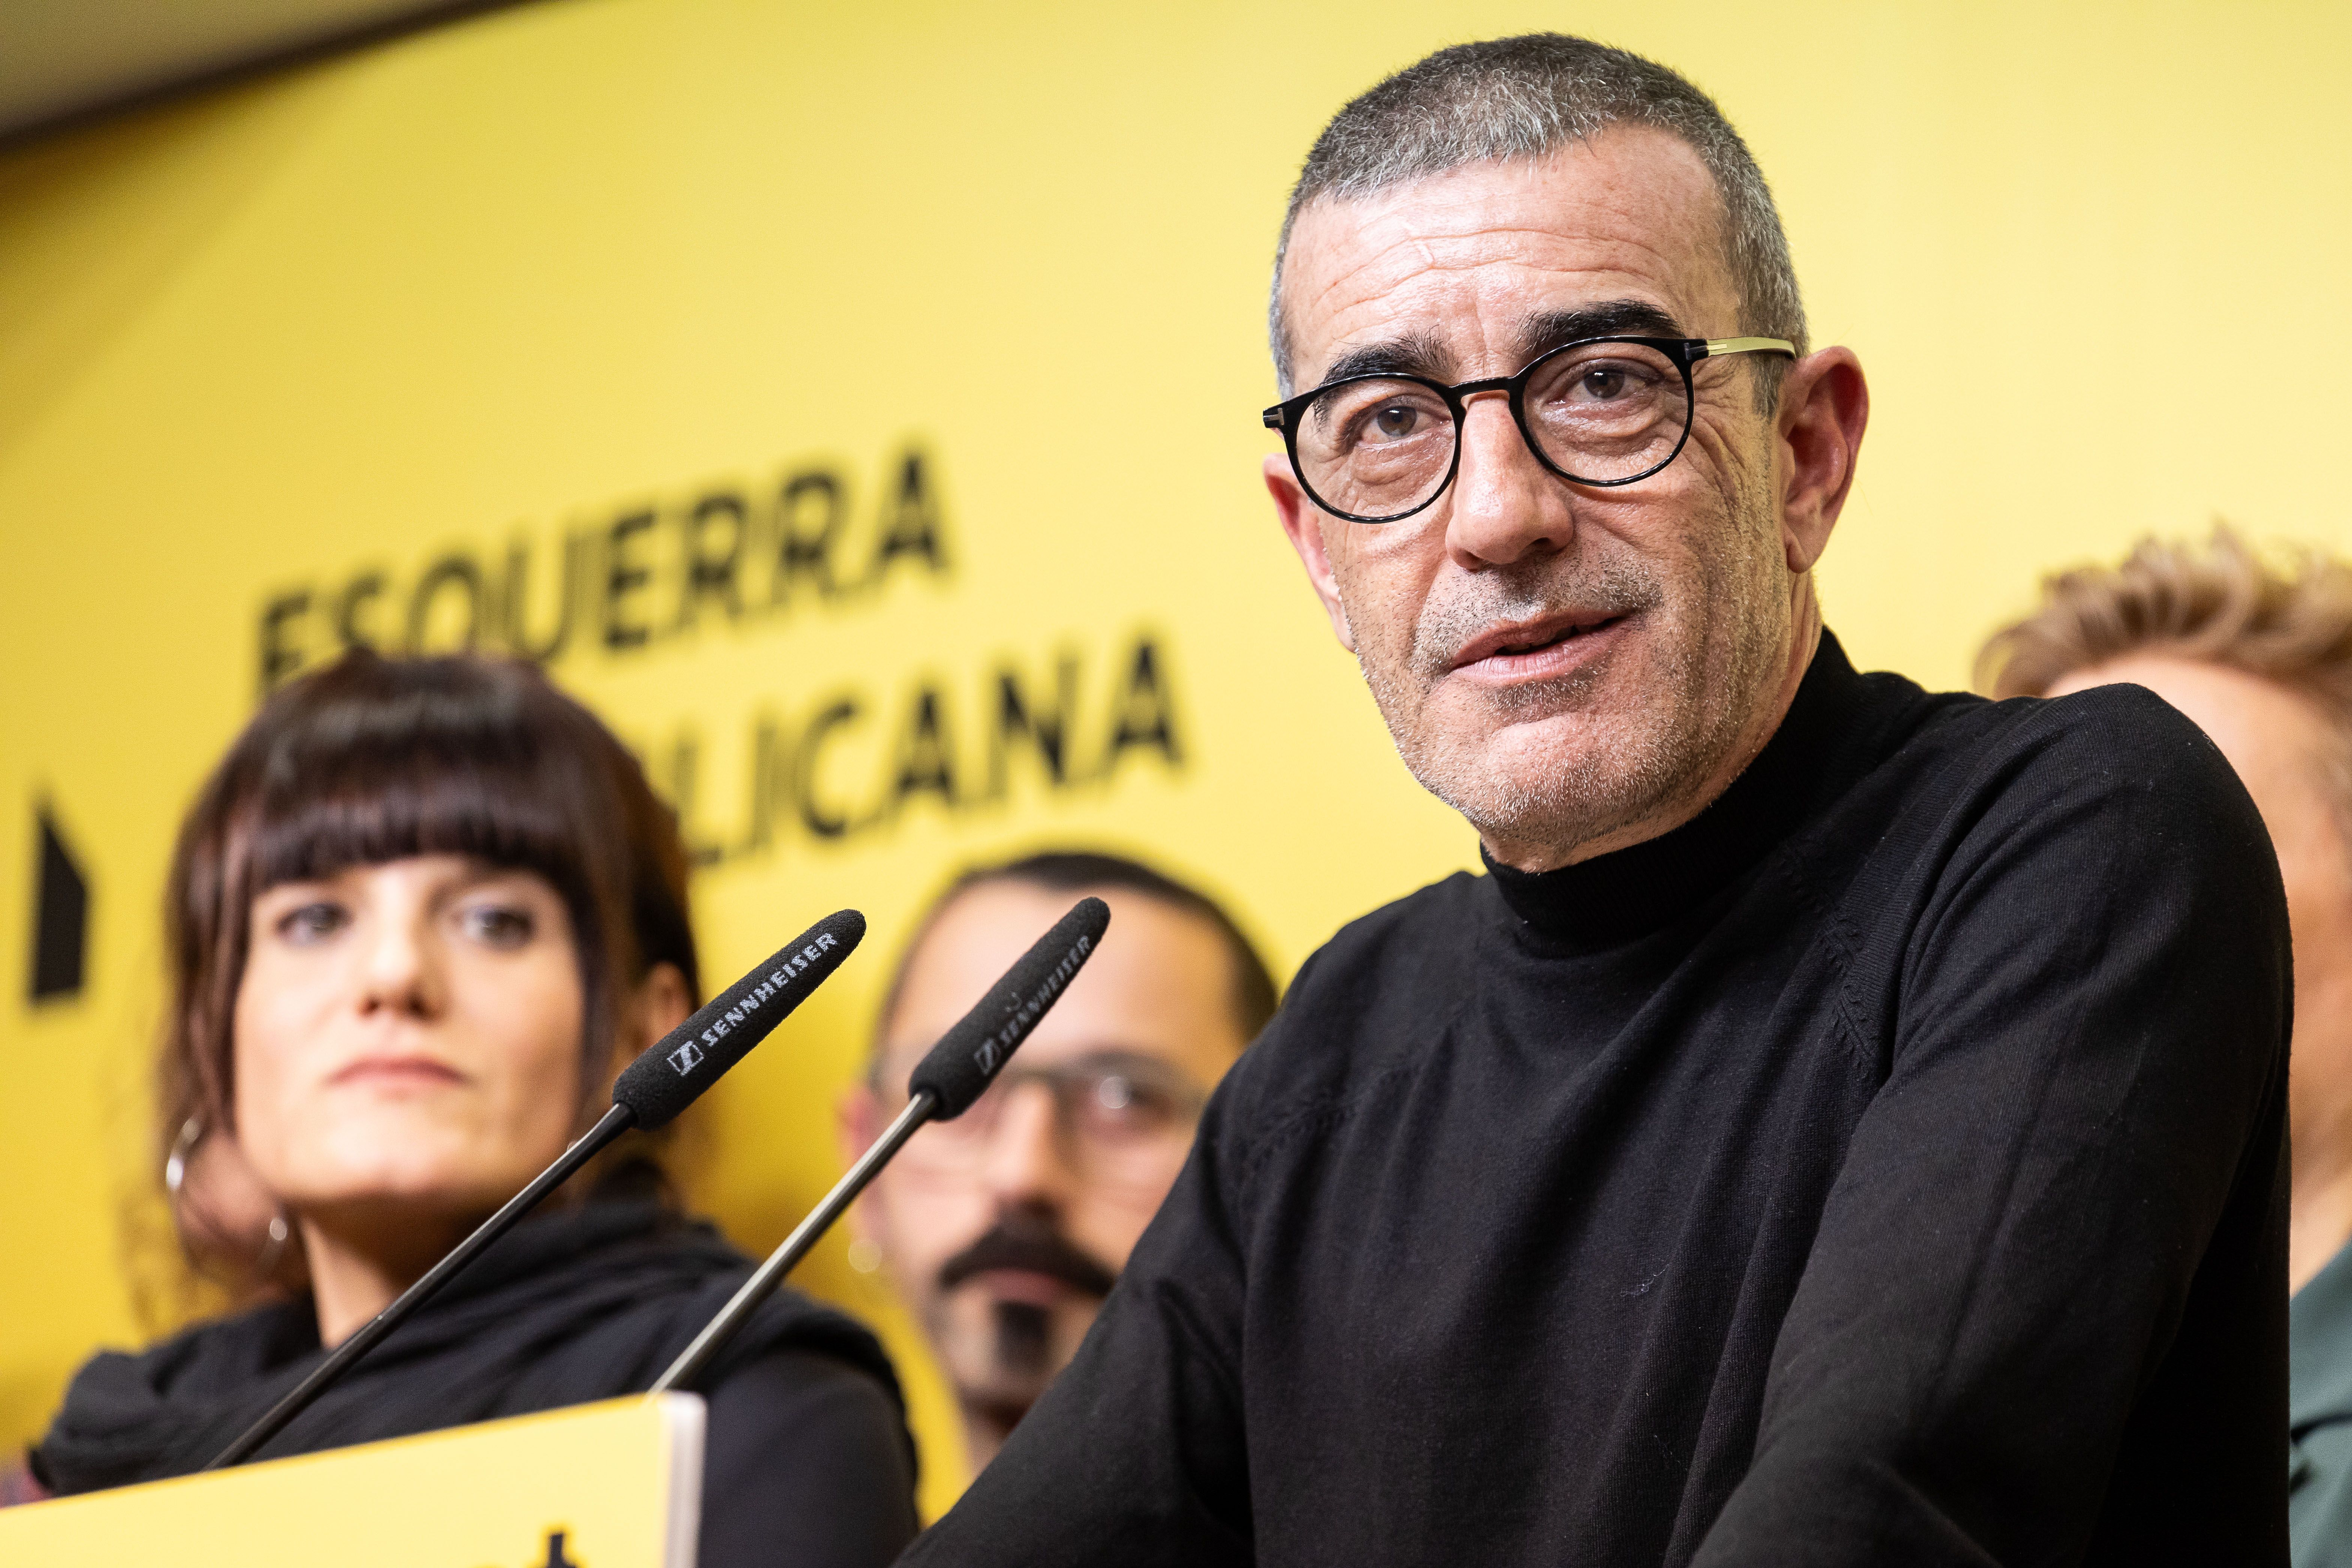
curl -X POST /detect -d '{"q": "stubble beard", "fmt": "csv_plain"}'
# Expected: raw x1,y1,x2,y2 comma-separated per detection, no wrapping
1356,488,1787,865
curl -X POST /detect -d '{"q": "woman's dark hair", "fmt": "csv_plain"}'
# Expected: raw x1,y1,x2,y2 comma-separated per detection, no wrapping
159,650,699,1287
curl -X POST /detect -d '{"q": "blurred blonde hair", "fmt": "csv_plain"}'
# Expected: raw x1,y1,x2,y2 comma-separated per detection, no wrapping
1976,527,2352,745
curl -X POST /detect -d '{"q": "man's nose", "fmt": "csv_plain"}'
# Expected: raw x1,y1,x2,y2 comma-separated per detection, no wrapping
978,1081,1080,1208
1443,392,1577,569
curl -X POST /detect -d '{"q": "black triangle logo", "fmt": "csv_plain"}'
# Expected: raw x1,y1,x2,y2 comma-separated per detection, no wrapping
30,805,88,1004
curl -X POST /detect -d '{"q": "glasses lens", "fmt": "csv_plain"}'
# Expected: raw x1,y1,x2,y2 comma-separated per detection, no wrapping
892,1059,1206,1183
1293,378,1457,521
1059,1065,1202,1146
1521,341,1690,483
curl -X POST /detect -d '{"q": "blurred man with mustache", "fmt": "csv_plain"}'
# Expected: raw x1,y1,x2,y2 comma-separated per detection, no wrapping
842,851,1275,1479
907,33,2292,1568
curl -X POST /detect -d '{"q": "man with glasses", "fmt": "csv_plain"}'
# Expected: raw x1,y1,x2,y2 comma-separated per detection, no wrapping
905,33,2290,1567
842,850,1275,1480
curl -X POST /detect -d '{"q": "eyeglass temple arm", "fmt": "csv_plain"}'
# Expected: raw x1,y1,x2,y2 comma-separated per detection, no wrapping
1698,337,1797,361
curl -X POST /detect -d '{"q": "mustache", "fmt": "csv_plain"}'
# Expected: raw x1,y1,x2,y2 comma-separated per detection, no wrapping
938,1218,1118,1299
1411,548,1666,681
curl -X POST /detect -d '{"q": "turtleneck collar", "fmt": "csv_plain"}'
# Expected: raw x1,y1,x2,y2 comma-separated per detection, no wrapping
1484,631,1885,950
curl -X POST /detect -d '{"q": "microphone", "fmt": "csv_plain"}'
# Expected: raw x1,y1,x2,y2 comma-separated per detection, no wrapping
205,909,868,1470
649,896,1110,1394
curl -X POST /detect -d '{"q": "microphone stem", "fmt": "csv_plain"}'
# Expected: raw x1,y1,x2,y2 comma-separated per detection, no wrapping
651,1089,937,1395
204,1100,639,1471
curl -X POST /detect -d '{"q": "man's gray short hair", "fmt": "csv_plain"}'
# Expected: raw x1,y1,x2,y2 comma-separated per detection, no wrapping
1270,34,1808,407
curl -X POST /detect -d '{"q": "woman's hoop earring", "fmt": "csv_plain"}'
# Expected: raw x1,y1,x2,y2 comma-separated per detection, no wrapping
256,1215,291,1277
164,1115,295,1278
164,1116,202,1198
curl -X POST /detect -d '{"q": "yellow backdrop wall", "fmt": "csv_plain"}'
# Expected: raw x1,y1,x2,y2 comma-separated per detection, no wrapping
3,0,2346,1522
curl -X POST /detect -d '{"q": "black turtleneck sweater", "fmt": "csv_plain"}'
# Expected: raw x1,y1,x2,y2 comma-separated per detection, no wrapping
904,634,2292,1567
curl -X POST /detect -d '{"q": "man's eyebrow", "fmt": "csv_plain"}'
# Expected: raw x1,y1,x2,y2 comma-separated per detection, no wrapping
1061,1045,1190,1076
1314,332,1451,389
1306,304,1688,393
1515,300,1687,360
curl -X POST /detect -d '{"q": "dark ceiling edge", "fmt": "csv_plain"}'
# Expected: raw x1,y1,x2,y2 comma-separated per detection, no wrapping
0,0,545,155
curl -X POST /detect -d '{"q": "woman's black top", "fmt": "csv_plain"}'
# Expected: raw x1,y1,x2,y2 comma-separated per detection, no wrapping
31,1198,917,1567
905,632,2292,1567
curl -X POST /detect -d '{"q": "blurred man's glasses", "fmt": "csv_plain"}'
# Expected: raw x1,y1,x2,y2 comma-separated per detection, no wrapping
1261,335,1796,525
882,1049,1209,1180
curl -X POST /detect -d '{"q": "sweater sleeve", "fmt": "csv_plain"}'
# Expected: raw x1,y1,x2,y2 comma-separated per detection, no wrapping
698,1347,919,1568
898,1052,1263,1567
1694,689,2292,1567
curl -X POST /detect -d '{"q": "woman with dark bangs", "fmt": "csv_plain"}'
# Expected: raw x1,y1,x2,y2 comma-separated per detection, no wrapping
17,651,919,1565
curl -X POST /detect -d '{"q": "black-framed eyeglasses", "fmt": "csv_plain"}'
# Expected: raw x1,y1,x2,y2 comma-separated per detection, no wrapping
873,1048,1210,1161
1261,335,1796,525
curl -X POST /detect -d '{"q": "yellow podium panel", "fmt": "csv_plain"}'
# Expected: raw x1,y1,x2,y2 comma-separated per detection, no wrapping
0,1394,704,1568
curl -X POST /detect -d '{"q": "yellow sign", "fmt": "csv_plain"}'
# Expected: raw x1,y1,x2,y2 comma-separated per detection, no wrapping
0,1395,702,1568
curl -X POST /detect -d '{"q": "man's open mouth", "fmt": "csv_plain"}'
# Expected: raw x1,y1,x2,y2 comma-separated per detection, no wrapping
1453,612,1628,671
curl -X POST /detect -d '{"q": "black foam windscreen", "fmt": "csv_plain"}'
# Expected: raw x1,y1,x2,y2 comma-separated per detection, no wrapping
907,896,1110,1120
613,909,866,1130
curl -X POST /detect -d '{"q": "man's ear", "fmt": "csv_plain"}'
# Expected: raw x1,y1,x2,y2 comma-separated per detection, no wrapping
1266,453,1356,654
838,1078,881,1163
837,1077,890,1249
1773,347,1869,575
834,1079,890,1259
